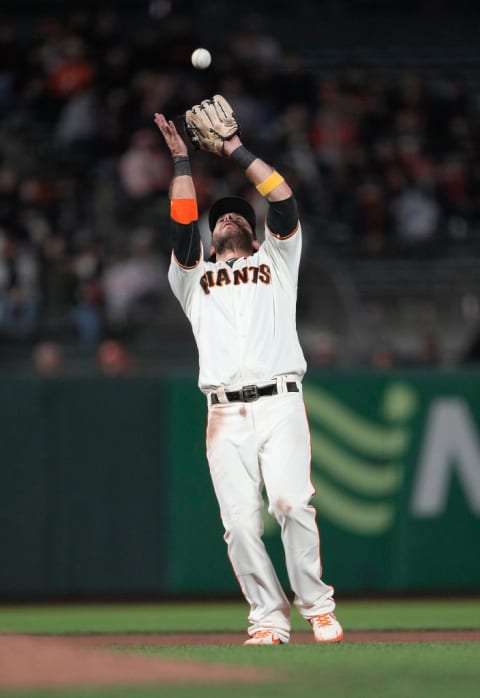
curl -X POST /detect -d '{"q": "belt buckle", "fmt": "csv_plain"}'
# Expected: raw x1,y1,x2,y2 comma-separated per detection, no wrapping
241,385,259,402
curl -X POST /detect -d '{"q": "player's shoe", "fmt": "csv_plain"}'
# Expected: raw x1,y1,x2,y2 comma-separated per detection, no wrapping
310,613,344,643
244,630,284,645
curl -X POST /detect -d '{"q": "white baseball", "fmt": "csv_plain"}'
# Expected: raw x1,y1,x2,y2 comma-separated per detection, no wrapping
191,48,212,70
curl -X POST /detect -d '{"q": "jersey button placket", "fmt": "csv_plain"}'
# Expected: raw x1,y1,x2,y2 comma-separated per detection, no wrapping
236,290,248,384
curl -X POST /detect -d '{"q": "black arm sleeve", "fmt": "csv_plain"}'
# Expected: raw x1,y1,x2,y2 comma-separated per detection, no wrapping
266,196,299,237
172,219,201,267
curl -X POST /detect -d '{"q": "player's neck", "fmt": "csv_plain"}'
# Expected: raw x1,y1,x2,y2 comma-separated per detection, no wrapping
216,246,251,262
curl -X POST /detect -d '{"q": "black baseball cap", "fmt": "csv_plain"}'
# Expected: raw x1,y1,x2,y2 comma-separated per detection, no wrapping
208,197,257,238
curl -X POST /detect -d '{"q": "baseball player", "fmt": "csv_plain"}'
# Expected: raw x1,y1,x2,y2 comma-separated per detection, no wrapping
154,96,343,645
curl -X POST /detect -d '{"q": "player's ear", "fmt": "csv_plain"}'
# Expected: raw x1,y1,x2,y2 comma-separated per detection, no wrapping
252,240,261,252
209,245,215,257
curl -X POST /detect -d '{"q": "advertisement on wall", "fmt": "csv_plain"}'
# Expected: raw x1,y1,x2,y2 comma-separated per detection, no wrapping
166,371,480,594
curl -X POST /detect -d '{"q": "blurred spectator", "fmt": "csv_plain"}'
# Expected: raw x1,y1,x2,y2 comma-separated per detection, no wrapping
54,87,100,158
117,128,172,226
118,129,171,199
96,339,134,375
69,239,104,344
436,156,471,237
310,79,360,169
69,279,103,346
102,226,167,331
370,342,396,370
0,23,21,113
38,233,76,335
46,36,95,99
301,329,338,368
389,183,441,246
229,18,282,70
354,180,386,252
0,167,19,232
418,333,441,366
0,236,39,339
32,340,64,375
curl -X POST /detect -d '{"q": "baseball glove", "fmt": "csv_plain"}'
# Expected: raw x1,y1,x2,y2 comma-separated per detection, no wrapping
184,94,240,154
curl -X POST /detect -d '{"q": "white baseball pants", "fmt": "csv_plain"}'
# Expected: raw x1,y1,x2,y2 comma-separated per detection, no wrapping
206,388,335,642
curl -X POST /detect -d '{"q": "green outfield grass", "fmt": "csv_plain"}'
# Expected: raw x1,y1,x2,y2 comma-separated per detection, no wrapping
0,599,479,698
1,598,480,633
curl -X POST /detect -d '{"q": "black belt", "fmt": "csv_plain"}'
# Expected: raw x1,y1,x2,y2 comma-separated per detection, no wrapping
210,381,299,405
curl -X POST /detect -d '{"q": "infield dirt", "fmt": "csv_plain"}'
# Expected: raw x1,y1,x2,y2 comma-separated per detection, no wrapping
0,630,479,690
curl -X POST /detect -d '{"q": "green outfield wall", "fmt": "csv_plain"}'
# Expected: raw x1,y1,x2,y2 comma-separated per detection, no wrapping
0,377,167,597
1,371,480,598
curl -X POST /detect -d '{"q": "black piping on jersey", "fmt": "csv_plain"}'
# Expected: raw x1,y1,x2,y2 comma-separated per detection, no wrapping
266,196,299,238
268,222,300,241
172,196,298,266
172,219,201,267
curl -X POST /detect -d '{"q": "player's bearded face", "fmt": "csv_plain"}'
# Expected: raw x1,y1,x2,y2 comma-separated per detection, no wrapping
212,214,253,255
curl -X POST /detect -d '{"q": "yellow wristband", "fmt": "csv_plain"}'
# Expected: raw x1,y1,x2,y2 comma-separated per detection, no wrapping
256,171,285,197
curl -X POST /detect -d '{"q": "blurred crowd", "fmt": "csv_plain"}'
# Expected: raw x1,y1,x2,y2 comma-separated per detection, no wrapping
1,7,480,371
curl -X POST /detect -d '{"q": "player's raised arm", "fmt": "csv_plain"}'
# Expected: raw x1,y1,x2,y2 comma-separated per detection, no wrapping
183,95,298,238
223,135,292,202
154,113,201,267
224,134,299,239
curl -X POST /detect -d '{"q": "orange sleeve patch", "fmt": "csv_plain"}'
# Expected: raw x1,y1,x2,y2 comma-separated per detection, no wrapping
171,198,198,224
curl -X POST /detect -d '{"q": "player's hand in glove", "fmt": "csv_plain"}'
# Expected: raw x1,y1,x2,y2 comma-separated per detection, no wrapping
184,95,240,155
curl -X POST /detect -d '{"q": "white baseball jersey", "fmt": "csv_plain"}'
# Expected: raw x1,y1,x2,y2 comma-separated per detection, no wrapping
168,221,307,394
168,213,337,641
